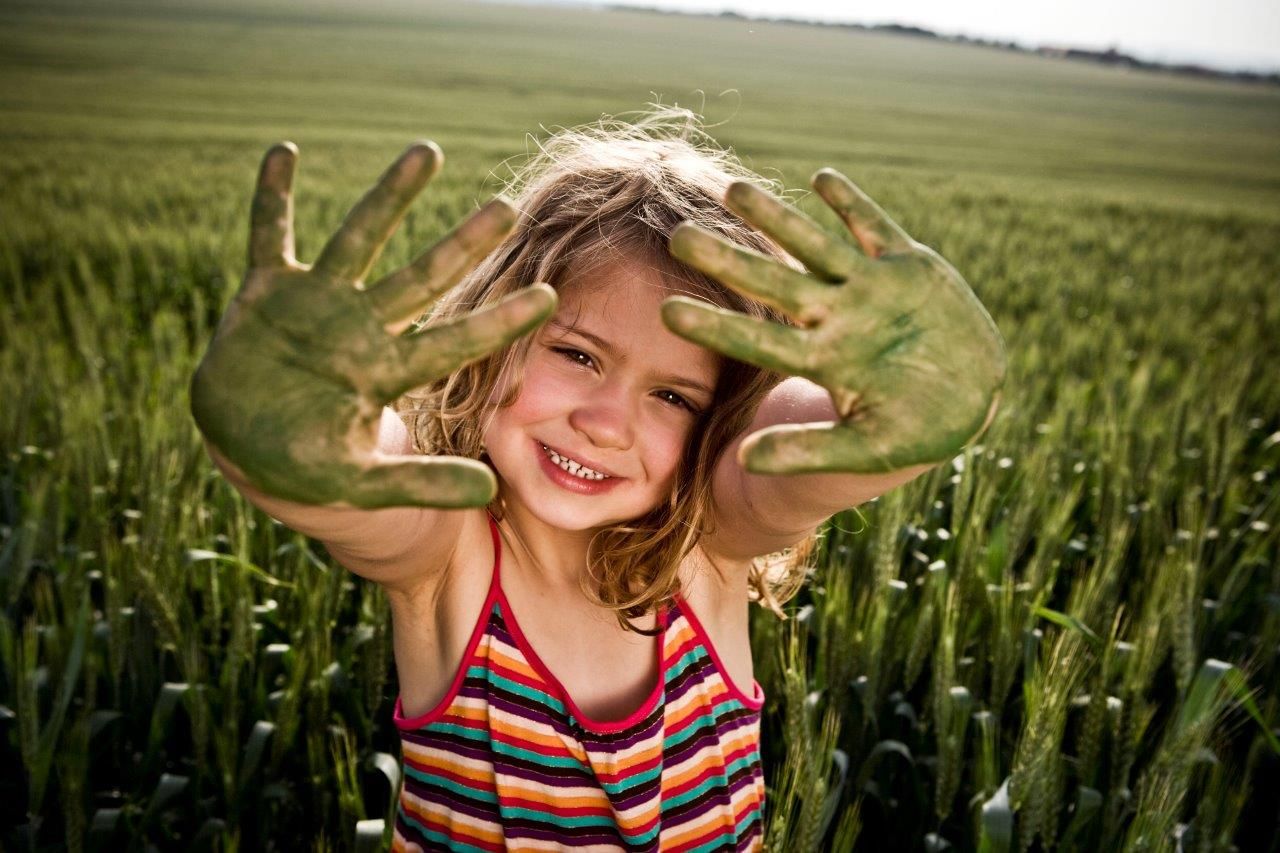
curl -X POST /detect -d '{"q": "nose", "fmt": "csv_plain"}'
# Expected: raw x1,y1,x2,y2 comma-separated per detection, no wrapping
567,379,635,452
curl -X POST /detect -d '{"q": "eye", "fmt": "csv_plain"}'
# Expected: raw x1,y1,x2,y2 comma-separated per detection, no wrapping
551,346,594,368
656,389,696,412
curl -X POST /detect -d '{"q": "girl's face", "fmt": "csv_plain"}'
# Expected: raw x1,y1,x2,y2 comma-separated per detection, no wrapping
483,257,722,533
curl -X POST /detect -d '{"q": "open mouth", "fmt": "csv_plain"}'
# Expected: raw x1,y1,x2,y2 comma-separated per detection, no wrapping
539,443,612,481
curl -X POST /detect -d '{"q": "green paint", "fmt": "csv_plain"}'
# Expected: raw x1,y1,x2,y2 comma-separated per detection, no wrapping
664,169,1007,475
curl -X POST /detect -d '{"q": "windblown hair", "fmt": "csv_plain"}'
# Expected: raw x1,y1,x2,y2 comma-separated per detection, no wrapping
398,106,816,634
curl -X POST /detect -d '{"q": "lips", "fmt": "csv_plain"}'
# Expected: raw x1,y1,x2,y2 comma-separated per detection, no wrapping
532,438,625,495
538,440,620,479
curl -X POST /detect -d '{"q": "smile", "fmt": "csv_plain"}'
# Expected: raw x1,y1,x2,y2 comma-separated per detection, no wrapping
540,443,611,480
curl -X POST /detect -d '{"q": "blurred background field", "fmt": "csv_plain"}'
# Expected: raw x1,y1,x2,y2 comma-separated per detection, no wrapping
2,0,1279,849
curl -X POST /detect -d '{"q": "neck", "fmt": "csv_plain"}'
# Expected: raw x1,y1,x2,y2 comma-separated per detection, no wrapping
494,489,598,591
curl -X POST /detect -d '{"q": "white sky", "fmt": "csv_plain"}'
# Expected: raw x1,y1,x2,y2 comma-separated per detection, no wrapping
608,0,1280,72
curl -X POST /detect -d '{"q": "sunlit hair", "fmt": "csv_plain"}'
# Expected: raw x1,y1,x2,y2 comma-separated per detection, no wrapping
398,105,816,634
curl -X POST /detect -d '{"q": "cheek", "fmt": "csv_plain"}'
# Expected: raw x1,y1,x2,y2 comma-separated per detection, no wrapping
504,362,570,422
488,357,581,440
643,417,695,485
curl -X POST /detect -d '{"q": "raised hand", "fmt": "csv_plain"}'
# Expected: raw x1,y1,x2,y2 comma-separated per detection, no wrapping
190,142,555,507
663,169,1006,475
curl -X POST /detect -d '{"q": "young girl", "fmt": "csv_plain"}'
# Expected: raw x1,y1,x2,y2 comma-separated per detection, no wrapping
191,108,1005,851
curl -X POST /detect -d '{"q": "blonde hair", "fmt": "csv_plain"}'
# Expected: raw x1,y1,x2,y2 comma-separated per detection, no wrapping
398,106,815,634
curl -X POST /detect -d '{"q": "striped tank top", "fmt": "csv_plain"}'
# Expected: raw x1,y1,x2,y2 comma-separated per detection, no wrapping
391,516,767,851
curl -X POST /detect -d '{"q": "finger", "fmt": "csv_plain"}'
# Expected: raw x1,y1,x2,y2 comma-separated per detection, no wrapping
313,141,443,283
376,284,557,399
722,181,864,282
660,296,812,377
740,422,950,475
364,196,518,331
669,223,833,326
249,142,299,269
812,169,914,259
347,456,497,509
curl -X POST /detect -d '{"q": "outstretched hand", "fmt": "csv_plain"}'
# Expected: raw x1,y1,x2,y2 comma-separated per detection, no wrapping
190,142,556,508
663,169,1006,475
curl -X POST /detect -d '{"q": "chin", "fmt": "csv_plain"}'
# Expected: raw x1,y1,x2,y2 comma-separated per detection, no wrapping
531,495,651,533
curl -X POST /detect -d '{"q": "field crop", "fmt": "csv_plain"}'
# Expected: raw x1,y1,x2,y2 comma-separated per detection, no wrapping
2,0,1279,850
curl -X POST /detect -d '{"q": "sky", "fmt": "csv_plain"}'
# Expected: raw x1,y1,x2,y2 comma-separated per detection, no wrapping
598,0,1280,73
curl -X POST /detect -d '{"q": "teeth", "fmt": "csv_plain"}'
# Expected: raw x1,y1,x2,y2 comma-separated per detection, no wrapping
542,445,609,481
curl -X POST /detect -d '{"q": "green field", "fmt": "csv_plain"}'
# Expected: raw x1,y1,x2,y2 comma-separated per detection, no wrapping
2,0,1279,849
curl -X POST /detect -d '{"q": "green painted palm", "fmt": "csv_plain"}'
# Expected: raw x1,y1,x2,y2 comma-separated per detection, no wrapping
190,142,556,507
663,169,1006,474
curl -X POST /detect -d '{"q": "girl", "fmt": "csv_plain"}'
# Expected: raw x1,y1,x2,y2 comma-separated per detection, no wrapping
190,108,1005,851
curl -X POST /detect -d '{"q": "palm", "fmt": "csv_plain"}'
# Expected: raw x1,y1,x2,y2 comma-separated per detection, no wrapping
662,169,1006,474
190,142,555,508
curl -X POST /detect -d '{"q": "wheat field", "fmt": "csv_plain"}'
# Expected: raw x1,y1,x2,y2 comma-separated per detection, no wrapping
2,0,1279,849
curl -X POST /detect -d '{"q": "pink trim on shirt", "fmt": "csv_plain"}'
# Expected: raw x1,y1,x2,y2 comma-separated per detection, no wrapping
674,591,765,710
392,516,504,730
491,513,669,734
394,513,763,731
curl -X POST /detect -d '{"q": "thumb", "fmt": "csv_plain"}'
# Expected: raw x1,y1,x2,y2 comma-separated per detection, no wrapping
346,456,497,509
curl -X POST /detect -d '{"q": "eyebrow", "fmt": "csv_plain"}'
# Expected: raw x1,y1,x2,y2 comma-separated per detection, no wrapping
549,321,716,399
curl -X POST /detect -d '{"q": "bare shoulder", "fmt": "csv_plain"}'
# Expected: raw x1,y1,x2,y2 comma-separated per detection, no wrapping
384,506,497,719
677,543,760,696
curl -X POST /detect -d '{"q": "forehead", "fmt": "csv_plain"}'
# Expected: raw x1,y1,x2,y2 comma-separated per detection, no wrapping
557,253,669,312
552,255,722,382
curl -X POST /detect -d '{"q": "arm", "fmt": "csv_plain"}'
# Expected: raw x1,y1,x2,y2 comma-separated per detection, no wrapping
207,408,463,592
703,378,935,561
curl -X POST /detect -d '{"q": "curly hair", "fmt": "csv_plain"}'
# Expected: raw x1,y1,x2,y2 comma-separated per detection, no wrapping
397,105,815,634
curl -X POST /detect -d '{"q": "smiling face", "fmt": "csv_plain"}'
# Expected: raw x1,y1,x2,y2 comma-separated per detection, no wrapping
482,255,722,534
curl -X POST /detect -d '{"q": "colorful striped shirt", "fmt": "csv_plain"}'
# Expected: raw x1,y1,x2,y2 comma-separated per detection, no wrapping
391,516,767,851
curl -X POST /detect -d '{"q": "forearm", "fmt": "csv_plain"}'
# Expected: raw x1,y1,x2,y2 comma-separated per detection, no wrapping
731,378,937,539
202,409,434,567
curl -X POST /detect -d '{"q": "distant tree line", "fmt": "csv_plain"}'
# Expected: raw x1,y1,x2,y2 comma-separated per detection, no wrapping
611,4,1280,86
